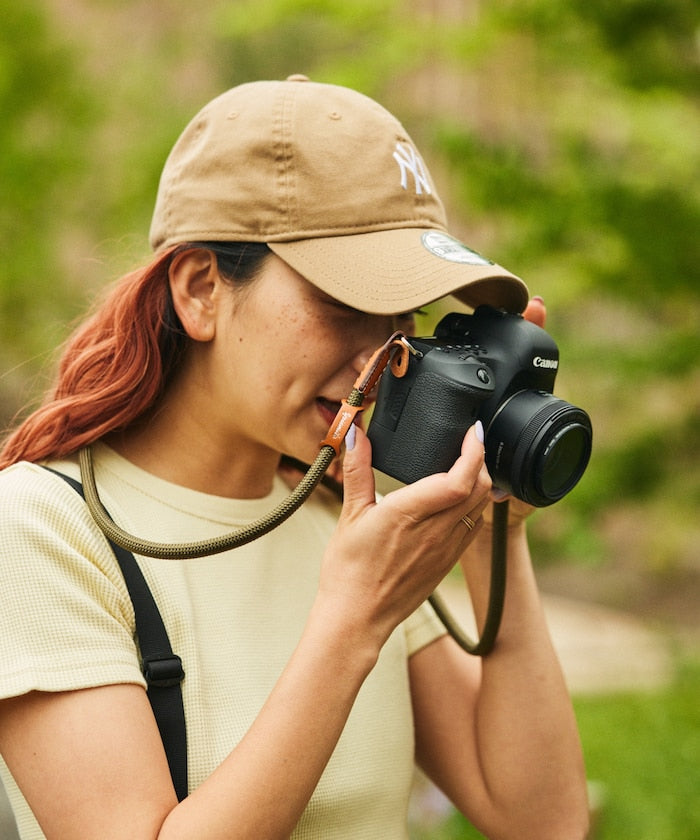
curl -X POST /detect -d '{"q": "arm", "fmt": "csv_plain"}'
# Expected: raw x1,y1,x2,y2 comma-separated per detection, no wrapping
409,510,590,840
0,424,491,839
0,599,382,840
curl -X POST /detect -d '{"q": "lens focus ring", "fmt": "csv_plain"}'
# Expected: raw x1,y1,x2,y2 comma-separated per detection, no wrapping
485,391,592,507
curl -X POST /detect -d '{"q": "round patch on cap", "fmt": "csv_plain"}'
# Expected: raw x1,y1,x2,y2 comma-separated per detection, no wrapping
421,231,493,266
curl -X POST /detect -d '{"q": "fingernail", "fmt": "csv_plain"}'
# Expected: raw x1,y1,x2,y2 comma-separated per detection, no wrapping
533,295,545,303
345,423,356,451
474,420,484,444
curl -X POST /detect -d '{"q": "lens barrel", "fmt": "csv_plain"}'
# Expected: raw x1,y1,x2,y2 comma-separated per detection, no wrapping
485,390,592,507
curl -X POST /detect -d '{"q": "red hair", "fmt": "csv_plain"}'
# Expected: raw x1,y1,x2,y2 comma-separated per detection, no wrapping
0,247,182,468
1,242,271,469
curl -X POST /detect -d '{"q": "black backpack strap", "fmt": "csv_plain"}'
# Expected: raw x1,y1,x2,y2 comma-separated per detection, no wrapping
41,467,188,801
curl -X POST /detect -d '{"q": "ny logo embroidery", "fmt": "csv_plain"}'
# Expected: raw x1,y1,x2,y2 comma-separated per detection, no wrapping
393,142,432,195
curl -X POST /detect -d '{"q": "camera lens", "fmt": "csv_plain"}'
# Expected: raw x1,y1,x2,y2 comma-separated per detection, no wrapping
485,391,592,507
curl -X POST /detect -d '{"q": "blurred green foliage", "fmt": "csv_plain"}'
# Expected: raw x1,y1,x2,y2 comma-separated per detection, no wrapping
1,0,698,577
572,659,700,840
1,2,698,836
0,2,95,358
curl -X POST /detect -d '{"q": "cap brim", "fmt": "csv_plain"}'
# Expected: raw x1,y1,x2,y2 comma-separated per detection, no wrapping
268,228,529,315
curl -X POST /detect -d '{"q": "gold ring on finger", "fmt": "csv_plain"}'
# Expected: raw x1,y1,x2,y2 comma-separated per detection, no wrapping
460,515,476,531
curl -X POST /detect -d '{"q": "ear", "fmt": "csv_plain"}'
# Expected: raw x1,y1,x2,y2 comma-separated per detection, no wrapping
168,249,221,341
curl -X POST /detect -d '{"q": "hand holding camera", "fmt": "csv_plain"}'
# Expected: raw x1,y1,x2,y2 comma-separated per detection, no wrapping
326,418,491,641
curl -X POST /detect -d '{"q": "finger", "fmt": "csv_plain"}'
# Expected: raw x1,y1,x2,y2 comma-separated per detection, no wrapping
450,422,489,491
392,423,491,520
340,425,377,518
454,511,484,540
458,487,493,529
460,419,484,457
523,295,547,328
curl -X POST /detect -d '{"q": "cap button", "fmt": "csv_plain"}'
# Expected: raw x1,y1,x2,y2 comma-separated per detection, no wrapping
286,74,310,82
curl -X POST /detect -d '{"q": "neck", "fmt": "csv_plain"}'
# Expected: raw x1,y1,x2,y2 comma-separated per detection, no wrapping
105,400,281,500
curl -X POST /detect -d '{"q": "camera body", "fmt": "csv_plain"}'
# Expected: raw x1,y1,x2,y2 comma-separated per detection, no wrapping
367,306,592,507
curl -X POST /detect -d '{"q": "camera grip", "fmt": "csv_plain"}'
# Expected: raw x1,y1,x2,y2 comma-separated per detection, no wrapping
369,371,481,484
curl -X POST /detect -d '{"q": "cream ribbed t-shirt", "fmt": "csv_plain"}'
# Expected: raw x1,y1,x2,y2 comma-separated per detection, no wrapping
0,444,445,839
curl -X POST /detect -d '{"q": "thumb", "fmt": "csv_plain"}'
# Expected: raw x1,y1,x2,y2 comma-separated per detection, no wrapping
340,424,377,517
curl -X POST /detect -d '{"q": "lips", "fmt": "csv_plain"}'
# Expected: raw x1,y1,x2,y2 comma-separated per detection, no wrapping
316,397,341,426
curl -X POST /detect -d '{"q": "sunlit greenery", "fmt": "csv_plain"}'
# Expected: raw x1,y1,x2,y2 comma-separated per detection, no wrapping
1,3,698,832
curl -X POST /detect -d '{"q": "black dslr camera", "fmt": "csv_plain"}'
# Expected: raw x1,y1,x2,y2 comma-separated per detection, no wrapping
367,306,592,507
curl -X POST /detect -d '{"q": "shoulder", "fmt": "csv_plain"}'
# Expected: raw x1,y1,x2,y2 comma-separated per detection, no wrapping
1,459,85,534
0,460,124,586
0,458,80,499
0,462,144,699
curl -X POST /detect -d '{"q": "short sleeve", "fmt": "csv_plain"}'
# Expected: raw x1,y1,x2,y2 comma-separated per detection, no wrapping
402,598,447,657
0,463,146,699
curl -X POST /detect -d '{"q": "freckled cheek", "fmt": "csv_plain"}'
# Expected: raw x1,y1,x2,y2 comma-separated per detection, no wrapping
262,305,350,384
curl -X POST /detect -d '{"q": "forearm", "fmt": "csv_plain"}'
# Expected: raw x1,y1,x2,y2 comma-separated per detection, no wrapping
460,521,588,838
159,599,381,840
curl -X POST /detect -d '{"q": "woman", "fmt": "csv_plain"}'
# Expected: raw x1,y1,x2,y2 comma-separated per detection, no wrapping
0,76,589,839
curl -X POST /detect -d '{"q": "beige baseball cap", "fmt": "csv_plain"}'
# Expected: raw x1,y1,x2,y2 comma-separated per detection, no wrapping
150,75,529,314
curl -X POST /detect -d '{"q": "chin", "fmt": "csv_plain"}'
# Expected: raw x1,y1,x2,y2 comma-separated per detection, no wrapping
281,402,349,467
281,437,326,468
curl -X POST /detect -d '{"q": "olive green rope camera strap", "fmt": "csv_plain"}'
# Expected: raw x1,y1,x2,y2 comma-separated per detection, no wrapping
78,332,507,656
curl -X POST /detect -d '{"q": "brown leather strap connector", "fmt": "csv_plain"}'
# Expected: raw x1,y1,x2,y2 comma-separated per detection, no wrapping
355,332,414,395
320,400,365,455
320,332,417,456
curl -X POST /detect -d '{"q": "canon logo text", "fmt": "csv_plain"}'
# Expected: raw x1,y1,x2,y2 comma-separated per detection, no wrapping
532,356,559,369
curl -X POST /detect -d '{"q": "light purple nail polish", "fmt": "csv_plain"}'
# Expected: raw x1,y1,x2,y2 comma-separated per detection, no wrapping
345,423,356,451
474,420,484,444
